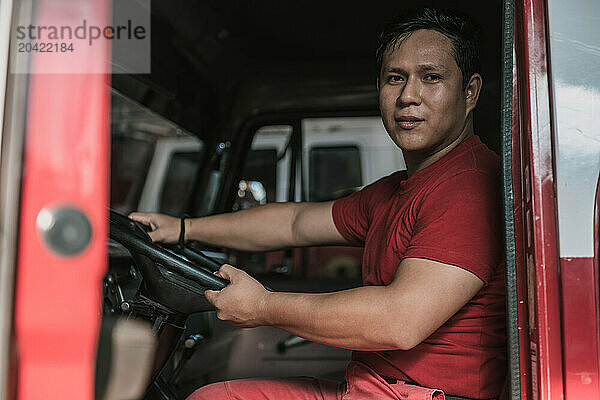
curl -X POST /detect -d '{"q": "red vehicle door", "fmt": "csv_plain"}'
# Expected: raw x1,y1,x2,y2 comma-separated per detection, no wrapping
510,0,600,398
8,0,111,399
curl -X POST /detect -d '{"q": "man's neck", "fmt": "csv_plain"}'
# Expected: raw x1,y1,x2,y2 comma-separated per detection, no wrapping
404,120,474,177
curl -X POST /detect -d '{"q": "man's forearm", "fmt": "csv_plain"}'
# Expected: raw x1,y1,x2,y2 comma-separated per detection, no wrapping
187,201,346,251
261,287,415,351
206,260,483,354
187,203,299,251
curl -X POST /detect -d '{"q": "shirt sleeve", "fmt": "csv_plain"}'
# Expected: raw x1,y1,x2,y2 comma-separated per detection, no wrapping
331,174,394,245
402,170,503,285
331,187,372,245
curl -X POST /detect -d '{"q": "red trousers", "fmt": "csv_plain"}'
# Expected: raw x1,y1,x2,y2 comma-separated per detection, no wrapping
187,361,444,400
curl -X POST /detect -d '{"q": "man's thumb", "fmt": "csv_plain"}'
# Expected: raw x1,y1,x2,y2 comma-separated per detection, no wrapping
204,290,218,304
147,230,161,243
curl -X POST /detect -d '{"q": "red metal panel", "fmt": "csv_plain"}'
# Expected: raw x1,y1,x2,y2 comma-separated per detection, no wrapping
560,257,600,398
13,0,110,399
558,164,600,397
515,0,564,399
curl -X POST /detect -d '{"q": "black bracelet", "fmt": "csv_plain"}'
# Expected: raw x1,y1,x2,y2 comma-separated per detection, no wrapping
178,214,190,248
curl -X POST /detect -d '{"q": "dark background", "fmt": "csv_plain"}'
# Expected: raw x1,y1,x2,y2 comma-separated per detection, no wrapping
113,0,503,152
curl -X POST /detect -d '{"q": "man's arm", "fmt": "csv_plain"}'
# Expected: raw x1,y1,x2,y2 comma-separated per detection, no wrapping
205,258,484,351
129,201,349,251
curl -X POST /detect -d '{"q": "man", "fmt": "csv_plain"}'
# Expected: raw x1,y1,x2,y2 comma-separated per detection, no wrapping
130,8,506,400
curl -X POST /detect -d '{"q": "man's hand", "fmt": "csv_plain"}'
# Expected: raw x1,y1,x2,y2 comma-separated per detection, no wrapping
204,264,272,328
128,212,182,243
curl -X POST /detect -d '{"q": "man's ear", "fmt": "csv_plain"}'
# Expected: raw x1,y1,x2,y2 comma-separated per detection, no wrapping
376,77,380,91
464,73,482,115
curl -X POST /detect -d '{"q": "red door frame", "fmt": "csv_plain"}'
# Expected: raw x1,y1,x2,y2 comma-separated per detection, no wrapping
514,0,564,399
12,0,111,399
514,0,600,398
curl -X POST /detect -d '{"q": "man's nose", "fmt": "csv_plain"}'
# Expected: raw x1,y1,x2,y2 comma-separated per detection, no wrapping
396,76,421,107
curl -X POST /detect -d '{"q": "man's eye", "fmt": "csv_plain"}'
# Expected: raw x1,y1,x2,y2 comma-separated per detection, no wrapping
388,75,403,83
424,74,442,82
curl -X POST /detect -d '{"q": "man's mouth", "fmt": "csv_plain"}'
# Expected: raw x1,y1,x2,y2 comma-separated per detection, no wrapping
395,116,424,130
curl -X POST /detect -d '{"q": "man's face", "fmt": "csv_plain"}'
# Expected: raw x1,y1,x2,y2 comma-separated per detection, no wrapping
378,29,477,157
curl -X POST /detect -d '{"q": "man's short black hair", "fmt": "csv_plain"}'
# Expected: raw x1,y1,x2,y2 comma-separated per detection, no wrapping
376,7,481,89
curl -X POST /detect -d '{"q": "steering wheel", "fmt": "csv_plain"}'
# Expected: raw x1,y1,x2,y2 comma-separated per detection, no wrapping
108,209,229,314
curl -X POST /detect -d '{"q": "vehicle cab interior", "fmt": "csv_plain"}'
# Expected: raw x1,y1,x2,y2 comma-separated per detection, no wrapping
12,0,600,399
100,1,504,399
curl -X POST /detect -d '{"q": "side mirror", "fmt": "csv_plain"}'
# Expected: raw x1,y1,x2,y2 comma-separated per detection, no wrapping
232,180,267,211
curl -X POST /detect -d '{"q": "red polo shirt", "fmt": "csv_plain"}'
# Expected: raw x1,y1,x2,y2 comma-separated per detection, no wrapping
332,135,506,399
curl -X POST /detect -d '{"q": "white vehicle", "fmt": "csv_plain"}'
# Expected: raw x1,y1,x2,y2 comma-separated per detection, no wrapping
245,117,405,205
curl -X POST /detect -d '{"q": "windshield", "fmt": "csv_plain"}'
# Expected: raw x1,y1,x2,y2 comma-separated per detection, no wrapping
110,90,204,214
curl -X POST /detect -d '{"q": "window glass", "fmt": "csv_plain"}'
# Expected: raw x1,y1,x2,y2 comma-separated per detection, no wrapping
241,149,278,203
160,151,202,216
547,0,600,257
309,146,362,202
230,126,291,274
110,89,204,214
110,137,155,213
246,125,292,203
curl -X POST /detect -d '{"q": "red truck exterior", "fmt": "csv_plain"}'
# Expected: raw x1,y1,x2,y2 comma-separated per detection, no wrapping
5,0,600,399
